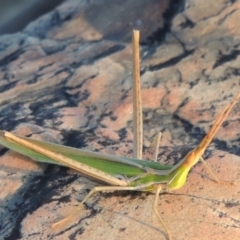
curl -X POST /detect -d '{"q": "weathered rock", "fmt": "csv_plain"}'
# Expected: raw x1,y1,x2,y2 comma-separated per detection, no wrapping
0,0,239,239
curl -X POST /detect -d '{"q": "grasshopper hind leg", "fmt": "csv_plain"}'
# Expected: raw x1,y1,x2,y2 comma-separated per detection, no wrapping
51,184,156,231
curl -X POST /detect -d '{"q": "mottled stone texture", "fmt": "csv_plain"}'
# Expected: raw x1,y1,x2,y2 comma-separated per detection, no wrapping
0,0,240,240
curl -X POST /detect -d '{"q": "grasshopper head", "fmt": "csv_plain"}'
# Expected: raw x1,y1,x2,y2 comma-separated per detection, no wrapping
167,150,203,190
167,164,189,190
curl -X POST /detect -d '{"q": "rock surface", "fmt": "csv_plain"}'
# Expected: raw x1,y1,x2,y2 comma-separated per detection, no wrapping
0,0,240,240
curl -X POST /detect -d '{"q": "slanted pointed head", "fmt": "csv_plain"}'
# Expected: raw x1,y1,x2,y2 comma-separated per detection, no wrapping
167,150,202,190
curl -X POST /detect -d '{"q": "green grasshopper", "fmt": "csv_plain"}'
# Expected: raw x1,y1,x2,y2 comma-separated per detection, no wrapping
0,30,239,240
